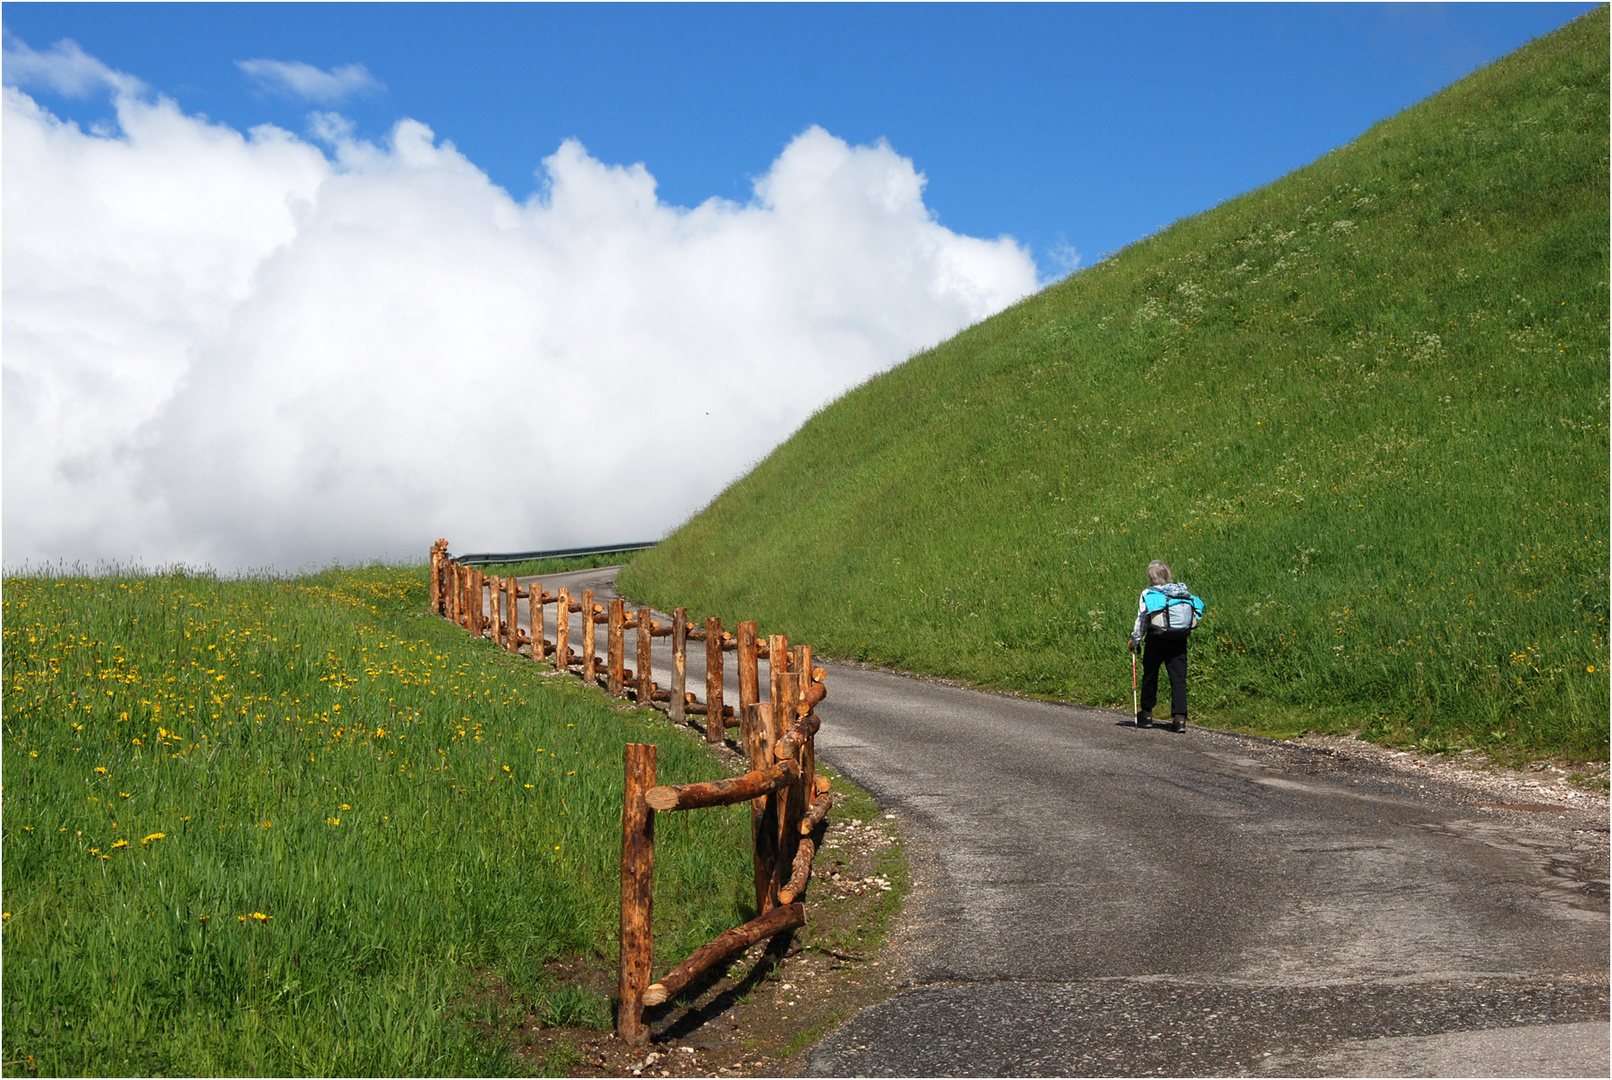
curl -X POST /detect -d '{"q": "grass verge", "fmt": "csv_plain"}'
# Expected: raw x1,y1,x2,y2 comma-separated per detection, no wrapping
1,563,755,1075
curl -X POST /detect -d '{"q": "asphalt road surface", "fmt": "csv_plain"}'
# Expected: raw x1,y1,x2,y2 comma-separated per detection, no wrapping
518,567,1609,1077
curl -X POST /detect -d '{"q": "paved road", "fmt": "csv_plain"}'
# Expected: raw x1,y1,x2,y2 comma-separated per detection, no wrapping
515,568,1609,1076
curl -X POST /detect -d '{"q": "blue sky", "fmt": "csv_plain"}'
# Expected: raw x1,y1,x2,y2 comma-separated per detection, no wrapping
4,2,1596,277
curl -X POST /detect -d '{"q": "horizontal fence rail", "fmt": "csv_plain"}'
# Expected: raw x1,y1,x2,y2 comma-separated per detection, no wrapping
426,540,832,1048
446,541,660,566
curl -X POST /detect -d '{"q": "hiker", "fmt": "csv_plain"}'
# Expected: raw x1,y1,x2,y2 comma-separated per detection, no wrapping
1127,560,1204,733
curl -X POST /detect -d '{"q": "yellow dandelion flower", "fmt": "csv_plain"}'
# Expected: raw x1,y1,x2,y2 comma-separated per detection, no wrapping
141,833,165,845
340,804,350,811
94,767,108,774
250,912,271,922
119,792,132,799
260,821,272,828
110,839,129,849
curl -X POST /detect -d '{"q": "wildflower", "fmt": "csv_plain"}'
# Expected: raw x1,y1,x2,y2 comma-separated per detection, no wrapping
119,792,132,799
524,784,534,789
111,839,129,849
1,913,9,921
22,826,32,832
261,821,272,828
141,833,165,845
249,912,271,922
94,767,108,774
340,804,350,811
327,817,341,826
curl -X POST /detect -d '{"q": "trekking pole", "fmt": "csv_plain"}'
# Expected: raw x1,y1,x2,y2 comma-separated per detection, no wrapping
1131,648,1139,719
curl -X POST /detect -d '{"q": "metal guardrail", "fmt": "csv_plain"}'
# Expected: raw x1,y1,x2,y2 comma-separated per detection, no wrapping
446,541,659,566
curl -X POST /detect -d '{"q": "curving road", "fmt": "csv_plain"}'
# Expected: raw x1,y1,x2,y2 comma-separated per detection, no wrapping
517,567,1609,1076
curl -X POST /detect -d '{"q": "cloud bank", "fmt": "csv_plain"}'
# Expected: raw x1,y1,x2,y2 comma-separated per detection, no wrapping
236,58,383,103
2,43,1038,570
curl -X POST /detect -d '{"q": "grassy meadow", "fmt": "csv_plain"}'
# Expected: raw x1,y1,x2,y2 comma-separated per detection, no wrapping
1,565,754,1075
622,9,1610,762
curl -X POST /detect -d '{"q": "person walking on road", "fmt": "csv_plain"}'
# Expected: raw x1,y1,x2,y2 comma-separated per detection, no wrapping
1127,560,1204,733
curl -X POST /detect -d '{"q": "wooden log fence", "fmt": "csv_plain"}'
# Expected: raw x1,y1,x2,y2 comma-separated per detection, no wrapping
426,539,835,1048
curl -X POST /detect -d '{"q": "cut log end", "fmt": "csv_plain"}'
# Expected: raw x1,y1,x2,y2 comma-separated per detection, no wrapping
642,983,669,1007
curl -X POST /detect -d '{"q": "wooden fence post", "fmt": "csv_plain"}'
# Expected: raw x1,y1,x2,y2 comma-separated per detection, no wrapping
438,542,450,615
556,587,571,671
776,650,803,899
582,590,597,683
528,581,544,660
765,635,788,766
705,617,724,743
429,542,442,614
489,575,504,648
636,606,653,704
670,608,687,724
608,599,625,696
505,579,520,654
797,645,816,799
740,622,770,909
618,743,656,1048
754,635,788,913
470,570,486,637
737,621,759,756
446,562,458,624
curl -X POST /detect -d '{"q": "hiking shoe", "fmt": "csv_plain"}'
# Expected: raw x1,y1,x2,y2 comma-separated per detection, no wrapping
1170,715,1187,733
1136,712,1154,728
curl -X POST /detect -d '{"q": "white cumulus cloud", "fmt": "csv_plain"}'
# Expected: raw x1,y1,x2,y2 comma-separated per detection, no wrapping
2,46,1038,571
236,58,383,103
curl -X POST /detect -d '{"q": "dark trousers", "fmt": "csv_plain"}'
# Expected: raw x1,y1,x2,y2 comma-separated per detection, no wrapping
1140,632,1189,717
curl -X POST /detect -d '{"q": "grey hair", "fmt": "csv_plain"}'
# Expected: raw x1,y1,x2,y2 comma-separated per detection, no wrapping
1146,560,1173,586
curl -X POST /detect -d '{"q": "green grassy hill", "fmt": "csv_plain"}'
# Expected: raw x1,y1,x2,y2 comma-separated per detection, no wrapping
622,9,1610,762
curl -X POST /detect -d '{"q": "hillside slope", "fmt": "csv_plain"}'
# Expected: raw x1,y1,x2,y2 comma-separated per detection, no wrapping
623,9,1610,761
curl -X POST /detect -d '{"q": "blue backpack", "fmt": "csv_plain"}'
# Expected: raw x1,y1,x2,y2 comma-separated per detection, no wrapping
1143,587,1205,634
